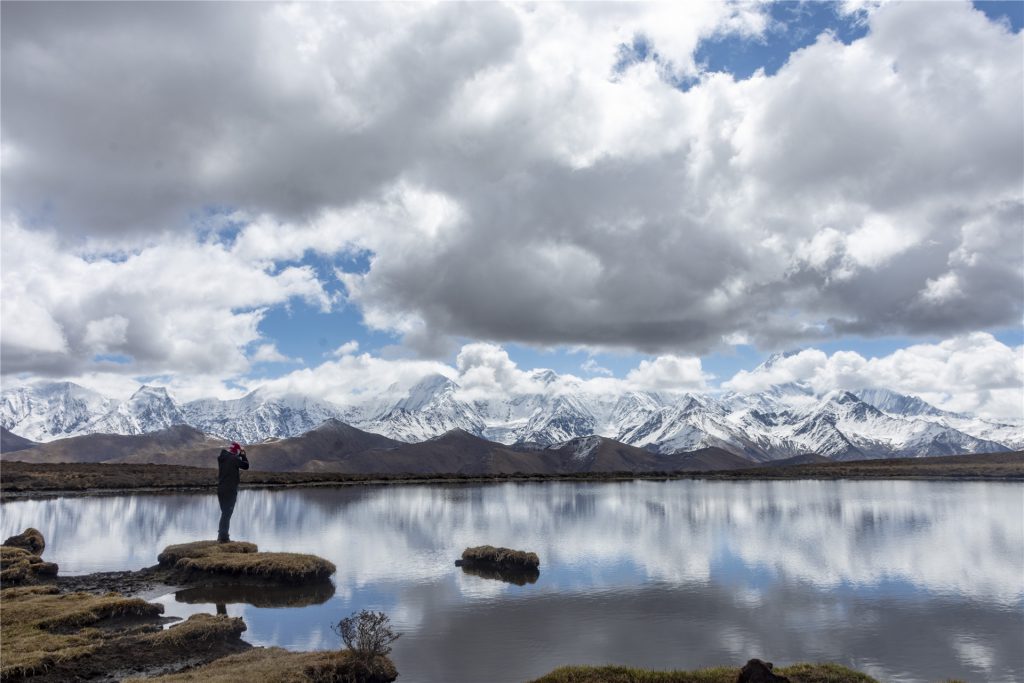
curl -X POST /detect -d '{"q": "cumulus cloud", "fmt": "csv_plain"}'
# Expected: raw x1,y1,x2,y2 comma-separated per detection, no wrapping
257,352,453,408
330,341,360,358
723,333,1024,421
581,358,613,377
625,356,710,392
1,1,1021,377
250,343,294,364
0,222,329,378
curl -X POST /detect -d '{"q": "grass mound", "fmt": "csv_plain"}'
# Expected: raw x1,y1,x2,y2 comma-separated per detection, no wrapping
458,545,540,570
158,540,335,583
158,541,258,565
3,527,46,554
530,663,880,683
133,647,398,682
1,528,57,585
144,613,247,648
0,585,163,679
0,546,58,584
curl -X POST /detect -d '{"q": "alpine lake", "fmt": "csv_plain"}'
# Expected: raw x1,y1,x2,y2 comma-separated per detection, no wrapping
3,479,1022,683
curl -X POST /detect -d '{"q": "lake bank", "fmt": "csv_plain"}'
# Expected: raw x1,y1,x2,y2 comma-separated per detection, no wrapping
2,451,1021,501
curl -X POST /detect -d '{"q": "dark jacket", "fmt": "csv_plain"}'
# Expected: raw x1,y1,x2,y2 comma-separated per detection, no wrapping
217,449,249,493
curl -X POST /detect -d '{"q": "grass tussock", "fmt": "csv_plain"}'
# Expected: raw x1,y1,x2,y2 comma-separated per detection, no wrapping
157,541,258,565
0,545,58,584
0,585,163,679
3,527,46,554
144,613,247,648
132,647,398,683
529,663,880,683
460,545,540,569
158,541,335,582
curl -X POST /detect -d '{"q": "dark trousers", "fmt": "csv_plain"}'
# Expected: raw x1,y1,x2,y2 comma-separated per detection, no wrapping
218,489,237,540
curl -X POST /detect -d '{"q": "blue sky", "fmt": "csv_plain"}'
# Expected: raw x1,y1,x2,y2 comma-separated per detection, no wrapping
1,1,1021,418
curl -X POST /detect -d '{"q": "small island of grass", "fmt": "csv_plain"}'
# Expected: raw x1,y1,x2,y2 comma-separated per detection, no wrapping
157,540,336,583
530,662,882,683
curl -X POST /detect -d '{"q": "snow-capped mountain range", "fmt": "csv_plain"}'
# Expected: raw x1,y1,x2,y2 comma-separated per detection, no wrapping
3,359,1021,461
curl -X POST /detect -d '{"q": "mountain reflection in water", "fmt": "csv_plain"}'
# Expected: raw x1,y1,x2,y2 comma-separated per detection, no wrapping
3,480,1022,682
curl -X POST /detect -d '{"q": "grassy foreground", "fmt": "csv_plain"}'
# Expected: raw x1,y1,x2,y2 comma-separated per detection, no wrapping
129,647,398,683
0,585,247,680
530,662,880,683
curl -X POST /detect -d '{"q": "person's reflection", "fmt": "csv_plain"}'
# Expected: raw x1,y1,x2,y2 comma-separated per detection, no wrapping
216,603,227,616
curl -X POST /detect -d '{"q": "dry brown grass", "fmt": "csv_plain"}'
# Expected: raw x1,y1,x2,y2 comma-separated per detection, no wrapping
157,541,258,565
0,545,58,584
4,452,1021,500
144,613,247,648
531,662,880,683
158,540,335,583
0,585,163,679
176,552,335,582
460,545,540,569
3,527,46,554
132,647,398,683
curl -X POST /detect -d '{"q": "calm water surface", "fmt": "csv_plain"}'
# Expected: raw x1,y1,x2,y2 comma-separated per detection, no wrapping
3,480,1022,683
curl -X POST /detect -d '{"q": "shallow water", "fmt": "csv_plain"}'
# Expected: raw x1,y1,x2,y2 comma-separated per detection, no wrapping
3,480,1022,682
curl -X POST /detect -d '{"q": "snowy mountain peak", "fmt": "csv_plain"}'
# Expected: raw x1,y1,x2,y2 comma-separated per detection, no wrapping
758,350,802,371
2,374,1020,458
856,388,948,418
530,369,559,385
395,374,458,412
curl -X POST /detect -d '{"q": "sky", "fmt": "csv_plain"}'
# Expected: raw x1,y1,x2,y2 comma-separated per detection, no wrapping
1,1,1022,421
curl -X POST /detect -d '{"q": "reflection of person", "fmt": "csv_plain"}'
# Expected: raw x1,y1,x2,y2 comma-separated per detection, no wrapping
217,442,249,543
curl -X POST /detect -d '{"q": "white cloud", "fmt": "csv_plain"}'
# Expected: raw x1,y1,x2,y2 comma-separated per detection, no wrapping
453,343,544,401
0,221,329,379
258,352,453,408
250,343,294,364
1,1,1021,382
844,215,919,270
625,356,710,392
921,272,962,303
723,333,1024,421
330,340,360,357
581,358,612,377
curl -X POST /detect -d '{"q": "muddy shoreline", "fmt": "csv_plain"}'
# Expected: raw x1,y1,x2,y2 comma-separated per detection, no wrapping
1,532,347,682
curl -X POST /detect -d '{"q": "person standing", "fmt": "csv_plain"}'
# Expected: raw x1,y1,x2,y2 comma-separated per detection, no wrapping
217,441,249,542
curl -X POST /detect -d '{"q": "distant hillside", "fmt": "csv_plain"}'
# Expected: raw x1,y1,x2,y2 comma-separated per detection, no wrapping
762,453,833,468
1,427,38,453
300,431,755,475
3,424,221,465
12,418,1015,478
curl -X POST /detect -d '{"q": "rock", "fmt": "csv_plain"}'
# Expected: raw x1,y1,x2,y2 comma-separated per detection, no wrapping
3,527,45,555
737,659,791,683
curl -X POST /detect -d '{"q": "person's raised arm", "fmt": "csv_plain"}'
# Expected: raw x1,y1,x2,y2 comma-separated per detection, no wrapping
238,449,250,470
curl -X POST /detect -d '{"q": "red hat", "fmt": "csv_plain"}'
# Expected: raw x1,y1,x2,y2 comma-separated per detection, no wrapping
229,442,242,453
